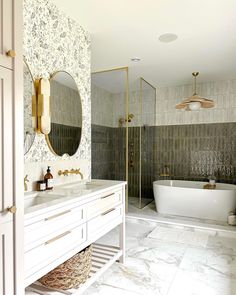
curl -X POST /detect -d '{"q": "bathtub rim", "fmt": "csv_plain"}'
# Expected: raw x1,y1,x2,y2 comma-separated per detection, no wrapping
153,179,236,191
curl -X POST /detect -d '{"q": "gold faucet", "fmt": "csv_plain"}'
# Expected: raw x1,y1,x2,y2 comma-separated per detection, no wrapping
160,165,170,177
58,168,83,179
24,175,29,191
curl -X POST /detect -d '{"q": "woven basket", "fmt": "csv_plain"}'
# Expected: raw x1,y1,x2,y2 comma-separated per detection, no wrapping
38,245,92,290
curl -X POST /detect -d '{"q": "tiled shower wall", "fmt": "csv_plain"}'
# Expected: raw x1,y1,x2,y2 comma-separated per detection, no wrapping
155,79,236,126
129,123,236,199
92,81,236,199
91,125,126,181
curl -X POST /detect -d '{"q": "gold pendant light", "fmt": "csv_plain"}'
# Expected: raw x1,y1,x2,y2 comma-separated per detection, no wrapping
175,72,214,111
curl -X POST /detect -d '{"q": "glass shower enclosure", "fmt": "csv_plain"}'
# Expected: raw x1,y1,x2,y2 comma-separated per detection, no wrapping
128,78,156,209
91,71,156,211
91,67,129,210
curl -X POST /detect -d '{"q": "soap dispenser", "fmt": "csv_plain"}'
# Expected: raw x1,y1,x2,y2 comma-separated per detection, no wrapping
44,166,53,190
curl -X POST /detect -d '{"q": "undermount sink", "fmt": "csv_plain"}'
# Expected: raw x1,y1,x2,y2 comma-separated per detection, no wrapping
24,195,61,210
51,181,105,196
63,180,104,190
24,180,109,213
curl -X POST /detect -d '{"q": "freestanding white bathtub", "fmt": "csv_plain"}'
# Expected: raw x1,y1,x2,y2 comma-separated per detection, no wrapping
153,180,236,222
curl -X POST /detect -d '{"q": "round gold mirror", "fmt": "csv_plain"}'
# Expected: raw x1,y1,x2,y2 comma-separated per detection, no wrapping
47,71,82,156
24,60,36,155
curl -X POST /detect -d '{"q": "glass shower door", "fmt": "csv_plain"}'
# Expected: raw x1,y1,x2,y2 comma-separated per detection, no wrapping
91,67,129,210
128,78,156,209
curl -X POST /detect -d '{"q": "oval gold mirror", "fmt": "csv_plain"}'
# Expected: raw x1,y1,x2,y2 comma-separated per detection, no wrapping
24,60,36,155
47,71,82,156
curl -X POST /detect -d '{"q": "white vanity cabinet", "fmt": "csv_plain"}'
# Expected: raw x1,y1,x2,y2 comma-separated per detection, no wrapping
0,67,14,225
0,222,14,295
25,181,126,295
0,0,14,69
0,1,23,295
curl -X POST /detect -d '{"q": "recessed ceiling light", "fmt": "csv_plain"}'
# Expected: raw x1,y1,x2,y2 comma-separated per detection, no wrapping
159,33,178,43
131,57,141,62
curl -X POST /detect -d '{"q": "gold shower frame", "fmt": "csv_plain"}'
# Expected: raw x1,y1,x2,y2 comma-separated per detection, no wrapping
92,67,129,212
138,77,157,209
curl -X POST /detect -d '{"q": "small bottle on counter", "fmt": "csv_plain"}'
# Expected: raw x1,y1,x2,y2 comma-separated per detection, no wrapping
37,180,46,191
44,166,53,190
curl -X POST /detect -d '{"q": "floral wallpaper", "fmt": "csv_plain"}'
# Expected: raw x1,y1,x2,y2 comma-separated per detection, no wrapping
23,0,91,175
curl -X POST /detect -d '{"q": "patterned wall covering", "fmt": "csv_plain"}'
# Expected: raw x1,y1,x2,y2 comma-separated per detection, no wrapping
24,62,36,154
23,0,91,176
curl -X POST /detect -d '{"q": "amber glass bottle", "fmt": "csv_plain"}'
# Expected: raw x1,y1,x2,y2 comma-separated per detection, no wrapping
44,166,53,190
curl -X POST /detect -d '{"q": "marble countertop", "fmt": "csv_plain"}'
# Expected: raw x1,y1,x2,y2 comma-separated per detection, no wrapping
24,179,126,218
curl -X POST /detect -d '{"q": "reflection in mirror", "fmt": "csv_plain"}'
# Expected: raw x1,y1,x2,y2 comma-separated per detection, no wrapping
24,61,36,155
47,71,82,156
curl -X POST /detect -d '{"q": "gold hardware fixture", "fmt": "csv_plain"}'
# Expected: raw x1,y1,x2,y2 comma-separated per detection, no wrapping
160,173,170,177
101,208,115,216
126,113,134,122
44,209,71,221
45,231,71,245
160,165,170,177
203,184,216,190
24,175,29,191
58,168,84,179
175,72,214,110
92,66,129,213
37,78,51,134
101,193,114,199
6,50,16,58
7,206,17,214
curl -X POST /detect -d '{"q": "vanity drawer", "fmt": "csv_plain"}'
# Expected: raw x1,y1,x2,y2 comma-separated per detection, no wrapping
25,204,85,248
88,205,122,238
87,188,122,219
24,223,86,279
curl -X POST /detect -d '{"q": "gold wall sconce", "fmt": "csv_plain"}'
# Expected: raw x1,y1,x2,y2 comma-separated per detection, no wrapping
37,78,51,134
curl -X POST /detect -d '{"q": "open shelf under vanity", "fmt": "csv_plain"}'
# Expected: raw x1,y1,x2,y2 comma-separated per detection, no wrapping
26,244,122,295
24,181,126,295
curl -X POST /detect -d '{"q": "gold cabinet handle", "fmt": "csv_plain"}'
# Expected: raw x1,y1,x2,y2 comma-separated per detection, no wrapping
45,231,71,245
101,208,115,216
44,209,71,221
6,50,16,58
101,193,114,199
7,206,17,214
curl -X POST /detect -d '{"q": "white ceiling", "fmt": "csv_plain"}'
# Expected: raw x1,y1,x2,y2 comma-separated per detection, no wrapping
52,0,236,88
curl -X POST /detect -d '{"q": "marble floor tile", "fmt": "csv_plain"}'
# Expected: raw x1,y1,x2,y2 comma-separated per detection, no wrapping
83,283,141,295
125,218,157,238
127,240,187,267
207,235,236,253
148,226,209,247
95,257,178,295
128,199,236,236
179,247,236,279
97,218,157,251
167,269,236,295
